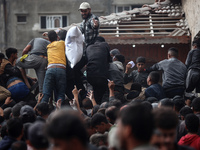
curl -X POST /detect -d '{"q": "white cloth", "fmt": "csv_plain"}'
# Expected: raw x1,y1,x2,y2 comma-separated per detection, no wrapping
65,26,84,68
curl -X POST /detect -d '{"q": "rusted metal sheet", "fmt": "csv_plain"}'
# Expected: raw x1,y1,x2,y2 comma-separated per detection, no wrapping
109,43,190,67
102,35,190,44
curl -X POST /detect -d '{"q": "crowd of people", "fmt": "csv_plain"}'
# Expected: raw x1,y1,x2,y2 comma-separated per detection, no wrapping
0,1,200,150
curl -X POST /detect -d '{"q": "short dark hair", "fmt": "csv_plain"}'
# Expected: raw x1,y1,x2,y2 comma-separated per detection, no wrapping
153,108,178,130
95,36,105,42
48,30,57,42
179,107,193,118
91,113,108,127
82,98,93,109
7,118,23,138
159,98,174,109
185,114,199,133
148,71,160,84
45,109,88,147
192,38,200,48
12,104,23,118
4,107,12,120
173,98,185,112
192,97,200,112
0,53,5,59
168,47,178,58
28,121,49,149
114,54,125,64
36,102,50,116
141,101,153,112
6,48,17,59
136,56,146,63
11,141,27,150
108,99,122,109
120,104,154,142
105,106,118,124
57,29,67,41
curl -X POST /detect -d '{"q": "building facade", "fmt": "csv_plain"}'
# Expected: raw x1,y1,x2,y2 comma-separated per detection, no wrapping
0,0,154,53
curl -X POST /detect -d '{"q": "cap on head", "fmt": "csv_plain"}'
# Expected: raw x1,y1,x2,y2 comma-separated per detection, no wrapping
79,2,91,10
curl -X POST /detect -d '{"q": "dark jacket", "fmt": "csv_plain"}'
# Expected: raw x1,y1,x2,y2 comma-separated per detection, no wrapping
185,48,200,70
124,70,149,88
0,59,22,87
145,84,165,100
0,136,16,150
86,41,111,79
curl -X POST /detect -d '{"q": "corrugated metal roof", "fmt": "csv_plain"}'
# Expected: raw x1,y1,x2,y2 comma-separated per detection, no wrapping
61,0,190,44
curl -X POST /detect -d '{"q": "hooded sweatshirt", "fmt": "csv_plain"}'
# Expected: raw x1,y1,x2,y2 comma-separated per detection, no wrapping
178,134,200,150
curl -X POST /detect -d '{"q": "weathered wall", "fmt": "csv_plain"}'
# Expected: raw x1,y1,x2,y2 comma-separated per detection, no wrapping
4,0,110,52
182,0,200,40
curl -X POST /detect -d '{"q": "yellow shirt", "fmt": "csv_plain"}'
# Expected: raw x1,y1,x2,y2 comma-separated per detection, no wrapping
47,41,66,66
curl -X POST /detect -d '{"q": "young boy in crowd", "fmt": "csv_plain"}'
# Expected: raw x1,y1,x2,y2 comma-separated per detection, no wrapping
124,56,149,88
42,30,66,103
145,71,165,100
178,114,200,150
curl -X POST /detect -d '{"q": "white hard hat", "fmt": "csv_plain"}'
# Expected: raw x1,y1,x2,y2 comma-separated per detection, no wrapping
79,2,91,10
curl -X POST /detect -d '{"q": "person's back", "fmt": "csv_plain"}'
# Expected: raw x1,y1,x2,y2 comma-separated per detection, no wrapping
42,30,66,103
157,58,186,89
47,41,66,66
185,38,200,93
29,38,50,55
145,84,165,100
149,47,187,98
86,37,111,78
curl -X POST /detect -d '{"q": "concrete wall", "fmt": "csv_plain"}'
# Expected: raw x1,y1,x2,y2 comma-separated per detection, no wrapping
182,0,200,40
4,0,110,52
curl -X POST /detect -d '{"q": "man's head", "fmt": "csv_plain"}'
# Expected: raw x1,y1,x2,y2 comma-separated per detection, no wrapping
91,113,109,134
192,38,200,49
110,49,120,58
105,106,118,124
4,107,12,120
5,48,18,60
113,54,125,64
7,118,23,139
57,29,67,41
0,53,5,65
179,107,193,120
35,102,50,118
12,104,23,118
185,114,199,134
191,97,200,113
45,109,88,150
153,108,178,150
20,105,36,124
28,121,49,149
48,30,58,42
117,104,154,150
147,71,160,86
172,97,185,114
158,98,174,109
136,56,146,71
79,2,91,19
168,47,178,59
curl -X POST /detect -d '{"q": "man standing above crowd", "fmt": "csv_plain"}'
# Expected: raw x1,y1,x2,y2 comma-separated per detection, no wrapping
79,2,99,46
148,47,187,98
185,38,200,94
16,38,50,95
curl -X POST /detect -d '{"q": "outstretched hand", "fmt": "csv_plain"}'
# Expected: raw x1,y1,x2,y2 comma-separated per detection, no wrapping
93,18,99,28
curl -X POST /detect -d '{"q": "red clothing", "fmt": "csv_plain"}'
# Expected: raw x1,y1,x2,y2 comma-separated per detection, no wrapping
178,134,200,150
